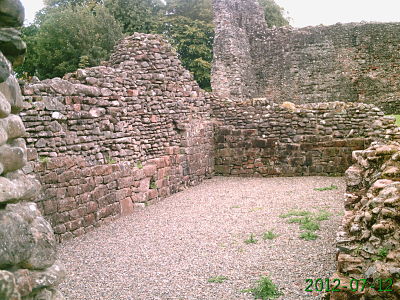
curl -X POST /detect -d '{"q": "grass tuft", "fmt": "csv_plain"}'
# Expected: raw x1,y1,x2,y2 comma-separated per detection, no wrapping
244,233,258,244
300,231,318,241
314,184,338,191
263,230,278,240
241,276,282,299
208,276,228,283
300,221,320,231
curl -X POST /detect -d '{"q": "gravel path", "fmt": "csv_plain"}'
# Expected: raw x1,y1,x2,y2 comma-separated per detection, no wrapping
58,176,345,300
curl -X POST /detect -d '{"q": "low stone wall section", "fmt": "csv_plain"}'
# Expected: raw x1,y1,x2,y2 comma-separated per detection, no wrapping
212,100,399,176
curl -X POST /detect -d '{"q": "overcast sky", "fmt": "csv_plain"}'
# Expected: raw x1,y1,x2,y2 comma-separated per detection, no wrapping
19,0,400,27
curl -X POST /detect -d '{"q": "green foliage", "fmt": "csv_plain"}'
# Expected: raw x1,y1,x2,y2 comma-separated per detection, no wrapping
244,233,258,244
280,209,333,241
300,220,320,231
241,276,282,299
165,0,213,23
44,0,102,7
149,178,157,189
104,0,164,34
373,247,389,261
136,161,143,169
258,0,289,28
314,210,332,221
390,115,400,126
38,156,49,163
105,156,116,164
17,4,123,79
262,230,278,240
207,275,228,283
300,231,318,241
279,210,311,218
157,15,214,90
314,184,338,191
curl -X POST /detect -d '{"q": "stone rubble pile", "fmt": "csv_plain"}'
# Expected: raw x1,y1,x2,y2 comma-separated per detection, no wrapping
0,1,65,299
329,141,400,299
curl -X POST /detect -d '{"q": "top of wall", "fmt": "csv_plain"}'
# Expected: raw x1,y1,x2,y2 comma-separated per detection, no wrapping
212,0,400,113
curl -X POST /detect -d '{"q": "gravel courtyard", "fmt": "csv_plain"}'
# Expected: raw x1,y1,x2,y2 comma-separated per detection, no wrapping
58,176,345,300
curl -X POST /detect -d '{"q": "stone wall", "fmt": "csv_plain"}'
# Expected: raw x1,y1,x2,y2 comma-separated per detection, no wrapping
212,100,399,176
212,0,400,113
0,1,65,299
329,141,400,299
21,33,214,241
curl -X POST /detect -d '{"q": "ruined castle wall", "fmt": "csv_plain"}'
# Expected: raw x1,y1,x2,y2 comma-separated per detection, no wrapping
21,33,214,241
0,1,65,299
329,142,400,299
212,0,400,113
212,99,400,176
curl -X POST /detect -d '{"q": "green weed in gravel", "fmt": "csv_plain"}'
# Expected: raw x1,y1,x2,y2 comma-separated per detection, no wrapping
300,231,318,241
280,209,332,240
315,210,332,221
241,275,282,299
208,276,228,283
314,184,338,191
263,230,278,240
279,210,311,218
300,220,320,231
244,233,258,244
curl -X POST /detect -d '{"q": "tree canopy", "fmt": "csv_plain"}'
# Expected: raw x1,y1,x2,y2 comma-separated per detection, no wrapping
16,4,123,79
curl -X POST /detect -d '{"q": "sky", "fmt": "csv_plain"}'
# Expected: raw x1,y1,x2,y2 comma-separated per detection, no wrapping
19,0,400,28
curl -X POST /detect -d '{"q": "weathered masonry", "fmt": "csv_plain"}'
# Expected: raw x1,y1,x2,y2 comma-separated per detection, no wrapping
21,33,399,242
0,0,65,299
21,33,214,242
212,0,400,113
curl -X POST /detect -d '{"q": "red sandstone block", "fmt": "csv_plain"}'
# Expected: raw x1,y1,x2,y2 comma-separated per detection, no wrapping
69,209,81,220
157,168,167,180
127,89,139,96
137,177,150,192
58,170,75,183
173,146,180,154
133,169,145,180
67,186,79,197
117,176,134,189
120,198,134,216
132,193,146,202
165,147,174,155
86,201,98,214
43,200,57,215
163,156,171,166
115,188,129,201
150,115,158,123
147,189,158,200
159,187,170,198
72,228,85,237
73,103,81,111
58,197,77,212
94,176,103,185
65,219,82,231
41,172,58,184
65,96,72,105
91,186,108,200
77,193,90,204
143,164,157,177
83,214,95,227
